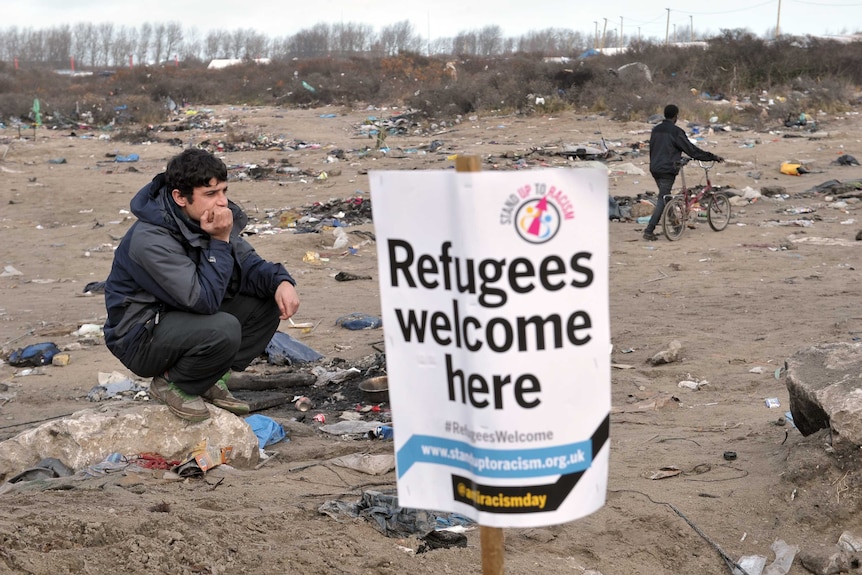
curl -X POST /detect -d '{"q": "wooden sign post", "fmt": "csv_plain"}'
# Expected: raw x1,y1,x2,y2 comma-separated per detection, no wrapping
455,154,504,575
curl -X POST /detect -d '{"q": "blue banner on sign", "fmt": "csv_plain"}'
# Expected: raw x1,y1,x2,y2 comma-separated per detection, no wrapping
397,434,592,479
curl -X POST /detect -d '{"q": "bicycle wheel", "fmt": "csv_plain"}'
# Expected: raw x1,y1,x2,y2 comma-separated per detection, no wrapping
662,197,686,241
707,193,731,231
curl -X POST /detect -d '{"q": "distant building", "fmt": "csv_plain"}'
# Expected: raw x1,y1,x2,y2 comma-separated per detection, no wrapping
206,58,271,69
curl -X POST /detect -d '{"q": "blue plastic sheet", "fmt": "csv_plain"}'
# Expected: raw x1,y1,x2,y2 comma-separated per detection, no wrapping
245,414,286,449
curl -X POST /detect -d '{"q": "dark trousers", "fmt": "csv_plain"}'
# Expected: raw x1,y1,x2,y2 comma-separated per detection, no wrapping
124,294,280,395
645,174,677,234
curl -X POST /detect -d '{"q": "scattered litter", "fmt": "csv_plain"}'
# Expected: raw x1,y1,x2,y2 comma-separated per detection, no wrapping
171,439,234,477
336,312,382,330
0,265,23,277
88,371,145,401
648,466,681,480
82,281,106,294
648,340,683,365
330,453,395,475
678,379,707,390
312,365,362,386
245,414,287,449
765,397,781,408
7,457,74,484
832,154,859,166
72,323,103,337
8,342,61,367
265,331,324,365
319,420,384,436
319,490,473,544
780,161,809,176
334,271,373,282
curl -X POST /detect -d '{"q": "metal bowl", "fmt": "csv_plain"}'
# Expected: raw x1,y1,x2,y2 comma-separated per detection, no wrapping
358,376,389,403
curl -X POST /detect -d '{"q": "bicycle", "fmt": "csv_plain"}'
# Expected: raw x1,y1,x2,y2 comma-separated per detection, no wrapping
661,157,731,241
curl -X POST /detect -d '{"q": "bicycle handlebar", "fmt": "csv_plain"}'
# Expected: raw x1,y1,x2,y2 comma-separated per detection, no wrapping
680,157,717,169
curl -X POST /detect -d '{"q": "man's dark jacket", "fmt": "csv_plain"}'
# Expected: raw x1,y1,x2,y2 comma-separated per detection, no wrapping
649,118,720,177
104,173,294,364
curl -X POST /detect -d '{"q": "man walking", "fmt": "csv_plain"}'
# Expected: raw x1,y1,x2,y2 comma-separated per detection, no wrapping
643,104,723,240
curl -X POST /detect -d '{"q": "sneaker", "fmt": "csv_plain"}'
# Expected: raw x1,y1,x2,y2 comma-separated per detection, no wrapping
149,376,210,422
201,373,250,415
643,231,659,241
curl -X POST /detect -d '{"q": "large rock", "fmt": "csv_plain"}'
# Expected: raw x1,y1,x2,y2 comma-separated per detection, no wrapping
0,403,260,481
785,342,862,448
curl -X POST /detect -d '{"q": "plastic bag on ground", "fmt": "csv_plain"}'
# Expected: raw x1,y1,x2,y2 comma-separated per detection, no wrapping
265,331,323,365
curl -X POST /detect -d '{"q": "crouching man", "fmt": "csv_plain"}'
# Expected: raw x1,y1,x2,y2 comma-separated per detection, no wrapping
104,149,299,422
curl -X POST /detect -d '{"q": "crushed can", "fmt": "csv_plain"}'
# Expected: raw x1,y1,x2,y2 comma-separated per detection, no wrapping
368,425,393,440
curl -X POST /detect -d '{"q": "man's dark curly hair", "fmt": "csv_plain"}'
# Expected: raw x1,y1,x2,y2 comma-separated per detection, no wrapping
165,148,228,201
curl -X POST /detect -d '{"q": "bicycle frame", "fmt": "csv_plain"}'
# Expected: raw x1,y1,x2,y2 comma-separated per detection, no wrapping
662,158,730,240
677,159,715,213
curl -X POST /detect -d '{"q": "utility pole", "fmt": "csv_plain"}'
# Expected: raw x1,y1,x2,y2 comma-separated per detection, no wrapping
673,23,677,43
602,18,608,50
594,21,599,49
665,8,671,45
620,16,625,50
690,15,693,42
776,0,782,37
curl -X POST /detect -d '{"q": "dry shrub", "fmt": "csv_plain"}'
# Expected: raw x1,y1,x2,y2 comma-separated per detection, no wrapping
1,36,860,126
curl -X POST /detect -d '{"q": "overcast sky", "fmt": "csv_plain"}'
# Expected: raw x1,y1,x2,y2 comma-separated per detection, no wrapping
5,0,861,42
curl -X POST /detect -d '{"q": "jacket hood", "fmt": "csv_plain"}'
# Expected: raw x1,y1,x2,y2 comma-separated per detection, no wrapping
129,173,248,242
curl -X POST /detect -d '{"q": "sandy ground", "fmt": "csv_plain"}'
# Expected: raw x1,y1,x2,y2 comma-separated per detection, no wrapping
1,102,862,574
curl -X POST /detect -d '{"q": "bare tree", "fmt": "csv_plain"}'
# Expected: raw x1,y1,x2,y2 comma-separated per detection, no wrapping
377,20,422,56
137,23,152,65
71,22,97,67
332,22,373,54
516,28,587,55
181,27,203,62
453,31,478,56
429,37,454,56
97,23,114,66
244,30,269,60
151,23,166,65
20,28,45,63
165,22,184,64
111,26,136,68
288,23,332,58
204,29,224,60
46,25,73,66
476,25,503,56
227,29,246,58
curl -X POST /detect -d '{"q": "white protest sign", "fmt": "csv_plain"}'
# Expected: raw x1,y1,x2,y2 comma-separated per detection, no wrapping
369,168,609,528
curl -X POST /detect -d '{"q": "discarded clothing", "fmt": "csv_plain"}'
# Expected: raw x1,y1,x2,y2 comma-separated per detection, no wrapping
833,154,860,166
319,490,475,543
8,457,74,484
8,342,61,367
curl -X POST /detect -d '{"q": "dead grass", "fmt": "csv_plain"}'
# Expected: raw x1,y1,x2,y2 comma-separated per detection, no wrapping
2,36,860,128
